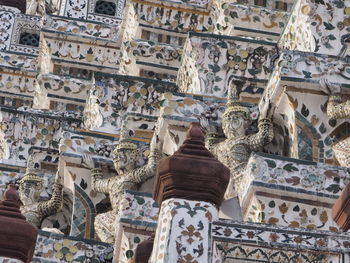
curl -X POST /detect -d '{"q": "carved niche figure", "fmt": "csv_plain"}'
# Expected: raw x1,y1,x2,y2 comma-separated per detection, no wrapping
19,162,64,228
83,74,103,129
201,79,274,199
0,112,9,160
320,78,350,166
33,75,50,110
83,121,162,244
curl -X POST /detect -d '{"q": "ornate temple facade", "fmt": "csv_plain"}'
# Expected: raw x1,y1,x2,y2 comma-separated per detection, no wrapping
1,0,350,262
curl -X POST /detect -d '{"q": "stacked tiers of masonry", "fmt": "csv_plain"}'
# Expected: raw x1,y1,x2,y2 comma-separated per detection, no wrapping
2,0,350,262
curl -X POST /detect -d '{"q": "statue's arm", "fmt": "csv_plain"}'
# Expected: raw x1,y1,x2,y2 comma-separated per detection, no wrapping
205,132,219,155
248,118,274,151
37,182,63,218
319,78,349,119
327,95,350,119
91,168,111,194
199,117,219,153
129,146,162,185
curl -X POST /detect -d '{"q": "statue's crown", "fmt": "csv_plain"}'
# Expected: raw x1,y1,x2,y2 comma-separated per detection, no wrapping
19,172,43,184
223,79,250,119
114,120,138,153
20,156,43,184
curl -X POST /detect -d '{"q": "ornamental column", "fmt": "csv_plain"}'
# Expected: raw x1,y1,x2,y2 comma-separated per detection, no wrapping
0,185,38,263
150,122,230,263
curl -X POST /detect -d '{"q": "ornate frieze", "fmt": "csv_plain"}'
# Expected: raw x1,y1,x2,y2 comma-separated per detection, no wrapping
46,40,120,69
177,33,279,97
279,0,350,56
123,39,182,68
247,153,350,198
0,51,38,71
132,1,213,33
91,74,176,133
0,108,81,166
216,3,290,38
32,230,114,262
216,242,342,262
231,0,294,11
40,74,90,100
241,152,350,230
212,220,350,253
160,91,226,122
59,130,115,160
278,51,350,84
43,16,120,41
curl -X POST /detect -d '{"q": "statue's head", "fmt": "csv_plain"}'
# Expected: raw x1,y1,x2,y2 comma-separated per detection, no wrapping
113,120,138,174
222,105,250,138
113,142,138,174
222,78,250,138
18,172,44,205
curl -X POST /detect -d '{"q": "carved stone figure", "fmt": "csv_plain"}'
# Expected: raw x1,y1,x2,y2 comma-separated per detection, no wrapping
320,78,350,166
19,168,64,228
33,75,50,110
201,79,274,199
0,112,9,160
83,121,162,244
83,74,103,129
27,0,45,16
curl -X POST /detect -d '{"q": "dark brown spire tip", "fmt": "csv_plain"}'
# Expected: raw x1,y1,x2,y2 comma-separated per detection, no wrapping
187,122,205,142
4,185,19,203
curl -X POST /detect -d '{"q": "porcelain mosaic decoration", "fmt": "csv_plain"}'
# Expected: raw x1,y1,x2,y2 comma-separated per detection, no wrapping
3,0,350,262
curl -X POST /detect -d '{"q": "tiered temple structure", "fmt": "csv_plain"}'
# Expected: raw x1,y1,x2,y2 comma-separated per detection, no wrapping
2,0,350,262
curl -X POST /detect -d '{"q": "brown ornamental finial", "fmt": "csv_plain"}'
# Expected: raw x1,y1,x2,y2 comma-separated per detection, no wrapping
153,122,230,207
186,122,205,142
4,184,19,203
0,184,38,263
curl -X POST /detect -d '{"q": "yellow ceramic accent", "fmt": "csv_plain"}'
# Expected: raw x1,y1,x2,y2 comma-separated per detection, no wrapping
54,243,62,251
240,50,249,58
228,48,237,55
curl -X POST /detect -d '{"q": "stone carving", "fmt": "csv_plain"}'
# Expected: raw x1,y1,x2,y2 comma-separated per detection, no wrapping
320,77,350,167
0,112,9,160
83,120,162,244
83,75,103,129
33,74,50,110
19,158,64,228
27,0,46,16
201,79,274,199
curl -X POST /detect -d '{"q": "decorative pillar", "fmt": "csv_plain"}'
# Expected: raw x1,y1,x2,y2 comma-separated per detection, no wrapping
0,0,27,13
0,185,38,263
150,122,230,263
